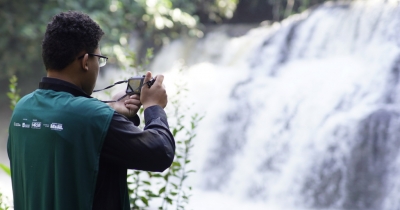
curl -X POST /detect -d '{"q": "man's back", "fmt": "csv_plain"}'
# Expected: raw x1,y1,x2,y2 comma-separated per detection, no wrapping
8,89,114,210
8,11,174,209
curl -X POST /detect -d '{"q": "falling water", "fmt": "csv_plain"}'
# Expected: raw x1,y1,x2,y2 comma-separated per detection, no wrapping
149,1,400,209
2,1,397,209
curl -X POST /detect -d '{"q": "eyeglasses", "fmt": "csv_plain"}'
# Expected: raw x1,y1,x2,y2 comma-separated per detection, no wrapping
77,53,108,67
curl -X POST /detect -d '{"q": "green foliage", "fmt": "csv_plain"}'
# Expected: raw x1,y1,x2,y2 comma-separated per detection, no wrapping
163,87,203,210
156,78,203,210
3,48,202,209
0,77,15,210
0,0,335,80
127,84,202,209
0,0,110,78
0,180,12,210
0,0,239,79
0,191,11,210
0,164,10,177
7,75,20,111
119,50,202,209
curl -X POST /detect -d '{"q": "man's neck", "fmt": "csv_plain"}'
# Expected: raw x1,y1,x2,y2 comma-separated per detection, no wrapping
47,70,82,89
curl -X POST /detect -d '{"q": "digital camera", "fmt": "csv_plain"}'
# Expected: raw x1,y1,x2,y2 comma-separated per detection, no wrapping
126,75,155,95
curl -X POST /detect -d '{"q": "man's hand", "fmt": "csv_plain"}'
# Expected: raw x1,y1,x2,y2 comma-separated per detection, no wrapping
140,71,168,110
111,91,142,118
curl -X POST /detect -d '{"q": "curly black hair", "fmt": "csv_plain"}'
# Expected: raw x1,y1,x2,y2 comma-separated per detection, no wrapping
42,11,104,70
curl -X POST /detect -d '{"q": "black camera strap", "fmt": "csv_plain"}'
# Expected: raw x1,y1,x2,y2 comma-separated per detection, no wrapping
94,78,155,103
93,80,127,93
93,80,128,103
101,93,128,103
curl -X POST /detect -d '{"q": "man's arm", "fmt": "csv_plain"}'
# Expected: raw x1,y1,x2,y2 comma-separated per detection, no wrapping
101,105,175,172
101,72,174,172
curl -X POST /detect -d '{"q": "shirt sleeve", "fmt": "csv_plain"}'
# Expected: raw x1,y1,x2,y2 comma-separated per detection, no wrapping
100,105,175,172
127,115,140,126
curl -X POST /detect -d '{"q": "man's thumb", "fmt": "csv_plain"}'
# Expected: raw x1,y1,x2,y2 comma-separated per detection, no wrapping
143,71,152,83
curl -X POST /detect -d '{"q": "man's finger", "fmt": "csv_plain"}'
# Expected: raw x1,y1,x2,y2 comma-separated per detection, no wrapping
125,98,141,104
154,74,164,85
129,94,140,100
125,104,139,110
143,71,152,83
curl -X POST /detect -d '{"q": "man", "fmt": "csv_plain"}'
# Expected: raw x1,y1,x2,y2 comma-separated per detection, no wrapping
7,11,175,210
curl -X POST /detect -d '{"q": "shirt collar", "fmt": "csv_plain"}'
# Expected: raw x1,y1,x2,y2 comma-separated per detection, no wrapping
39,77,91,98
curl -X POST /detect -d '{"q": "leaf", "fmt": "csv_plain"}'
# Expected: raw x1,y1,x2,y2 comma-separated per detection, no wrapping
166,197,173,204
140,196,149,206
199,115,205,121
151,173,163,178
142,181,151,185
171,183,178,189
148,193,159,198
0,164,10,176
186,170,196,174
163,174,170,181
159,186,166,195
172,162,181,167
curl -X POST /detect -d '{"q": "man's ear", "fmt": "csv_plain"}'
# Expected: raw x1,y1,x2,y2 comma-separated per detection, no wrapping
80,54,89,71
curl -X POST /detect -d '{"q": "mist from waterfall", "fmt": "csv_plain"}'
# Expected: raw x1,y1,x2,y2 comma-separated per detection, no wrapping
146,1,400,209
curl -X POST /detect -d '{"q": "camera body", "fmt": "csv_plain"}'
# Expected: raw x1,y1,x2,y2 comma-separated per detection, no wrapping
126,75,155,95
126,76,145,95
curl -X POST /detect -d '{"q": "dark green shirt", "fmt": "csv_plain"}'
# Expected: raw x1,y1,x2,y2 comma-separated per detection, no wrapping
8,88,114,210
8,78,175,210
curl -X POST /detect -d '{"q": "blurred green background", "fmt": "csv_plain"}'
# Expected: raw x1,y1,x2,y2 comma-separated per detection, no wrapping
0,0,332,103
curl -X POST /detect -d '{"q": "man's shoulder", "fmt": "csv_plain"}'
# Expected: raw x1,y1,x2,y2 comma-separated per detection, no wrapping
13,91,38,110
17,89,114,114
74,96,113,111
37,89,107,107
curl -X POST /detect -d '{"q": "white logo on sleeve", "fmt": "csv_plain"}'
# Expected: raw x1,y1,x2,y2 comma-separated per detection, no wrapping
22,123,30,128
31,122,41,129
50,123,63,131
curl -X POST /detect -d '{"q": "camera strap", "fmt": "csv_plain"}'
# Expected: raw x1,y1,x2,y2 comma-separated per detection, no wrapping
100,93,128,103
93,80,128,103
93,78,155,103
93,80,127,93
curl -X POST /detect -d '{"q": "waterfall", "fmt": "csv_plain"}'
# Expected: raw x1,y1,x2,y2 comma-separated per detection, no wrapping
149,1,400,209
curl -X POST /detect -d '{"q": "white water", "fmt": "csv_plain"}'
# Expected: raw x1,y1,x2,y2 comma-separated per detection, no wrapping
2,1,400,209
150,1,400,209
